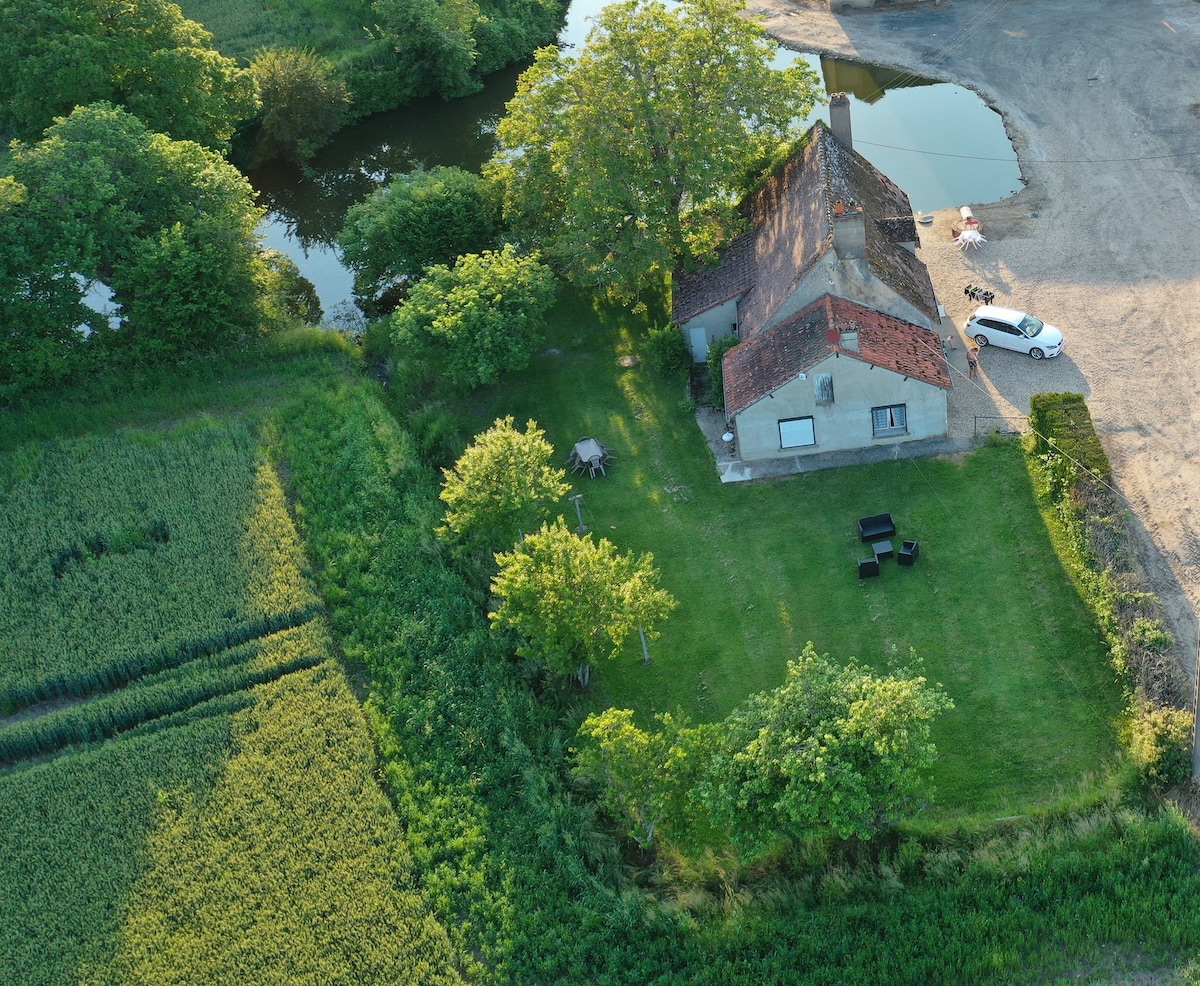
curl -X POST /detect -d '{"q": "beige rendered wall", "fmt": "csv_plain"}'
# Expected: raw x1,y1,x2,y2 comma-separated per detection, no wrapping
732,353,948,461
678,299,739,362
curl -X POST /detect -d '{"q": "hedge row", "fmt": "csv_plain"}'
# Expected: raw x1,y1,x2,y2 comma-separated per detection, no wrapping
1028,392,1191,784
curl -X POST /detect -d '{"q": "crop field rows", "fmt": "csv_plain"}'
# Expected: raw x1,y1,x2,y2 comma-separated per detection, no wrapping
0,420,321,715
0,413,459,986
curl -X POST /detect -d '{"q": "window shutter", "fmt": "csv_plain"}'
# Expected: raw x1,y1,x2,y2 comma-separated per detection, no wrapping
779,417,816,448
814,373,834,404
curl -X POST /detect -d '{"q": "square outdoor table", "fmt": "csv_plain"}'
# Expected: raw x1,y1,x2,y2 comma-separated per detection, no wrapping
872,539,894,562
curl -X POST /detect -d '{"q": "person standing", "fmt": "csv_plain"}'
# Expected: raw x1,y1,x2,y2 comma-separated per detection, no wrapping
967,346,980,378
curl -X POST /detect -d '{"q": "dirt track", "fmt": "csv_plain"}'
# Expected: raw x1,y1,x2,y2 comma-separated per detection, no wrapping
754,0,1200,688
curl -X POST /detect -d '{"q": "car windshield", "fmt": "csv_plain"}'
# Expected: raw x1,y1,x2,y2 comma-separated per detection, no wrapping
1018,315,1045,337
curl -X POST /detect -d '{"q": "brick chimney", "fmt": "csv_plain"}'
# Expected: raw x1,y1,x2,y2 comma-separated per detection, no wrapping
829,92,852,150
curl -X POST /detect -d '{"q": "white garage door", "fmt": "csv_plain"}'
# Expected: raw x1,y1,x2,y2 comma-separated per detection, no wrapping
779,416,815,448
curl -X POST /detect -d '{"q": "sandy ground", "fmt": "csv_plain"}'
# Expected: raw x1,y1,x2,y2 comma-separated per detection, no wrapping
748,0,1200,694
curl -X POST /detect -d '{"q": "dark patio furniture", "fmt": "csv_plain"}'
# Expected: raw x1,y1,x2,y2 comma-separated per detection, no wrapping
872,539,894,562
858,513,896,542
857,557,880,579
898,540,920,566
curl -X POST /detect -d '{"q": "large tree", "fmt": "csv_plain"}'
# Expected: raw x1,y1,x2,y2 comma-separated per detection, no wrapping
438,416,572,557
338,167,501,310
490,519,677,687
249,48,350,165
368,0,565,102
0,103,272,391
0,0,256,149
573,708,694,850
390,245,556,390
487,0,822,304
696,643,952,853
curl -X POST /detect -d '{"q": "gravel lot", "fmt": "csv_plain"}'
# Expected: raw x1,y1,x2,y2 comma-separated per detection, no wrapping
751,0,1200,687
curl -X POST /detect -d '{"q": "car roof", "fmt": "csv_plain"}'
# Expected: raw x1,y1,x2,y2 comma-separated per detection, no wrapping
971,305,1027,322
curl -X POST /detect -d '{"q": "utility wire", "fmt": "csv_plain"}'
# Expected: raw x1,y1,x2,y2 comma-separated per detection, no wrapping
856,138,1200,166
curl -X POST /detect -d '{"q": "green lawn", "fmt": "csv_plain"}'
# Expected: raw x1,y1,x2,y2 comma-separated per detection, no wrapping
462,289,1124,823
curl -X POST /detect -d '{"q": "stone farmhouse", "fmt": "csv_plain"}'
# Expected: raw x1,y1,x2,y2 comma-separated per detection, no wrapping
673,96,952,463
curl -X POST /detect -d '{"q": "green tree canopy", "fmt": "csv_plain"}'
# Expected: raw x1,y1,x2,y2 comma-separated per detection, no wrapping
490,518,677,687
368,0,564,103
486,0,822,304
438,416,572,557
390,245,556,390
697,643,952,852
249,48,351,165
0,0,256,148
573,708,694,850
0,103,273,391
338,167,501,310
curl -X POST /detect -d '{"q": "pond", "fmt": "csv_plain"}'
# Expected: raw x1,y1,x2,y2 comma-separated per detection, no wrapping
250,5,1021,320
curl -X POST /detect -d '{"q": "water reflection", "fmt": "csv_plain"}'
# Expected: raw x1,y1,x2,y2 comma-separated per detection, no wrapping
819,56,936,104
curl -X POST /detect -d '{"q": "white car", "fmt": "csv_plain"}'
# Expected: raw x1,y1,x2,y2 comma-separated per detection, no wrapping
965,306,1064,359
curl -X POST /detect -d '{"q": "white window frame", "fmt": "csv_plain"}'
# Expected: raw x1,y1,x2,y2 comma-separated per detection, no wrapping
779,416,816,449
871,404,908,438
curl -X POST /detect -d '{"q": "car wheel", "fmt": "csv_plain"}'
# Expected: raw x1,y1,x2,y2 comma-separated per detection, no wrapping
1029,348,1044,360
974,334,989,347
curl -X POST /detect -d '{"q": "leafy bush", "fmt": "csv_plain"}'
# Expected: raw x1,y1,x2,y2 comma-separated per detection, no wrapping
1128,701,1193,787
390,245,557,391
644,324,692,376
249,47,350,164
338,167,502,309
706,333,739,409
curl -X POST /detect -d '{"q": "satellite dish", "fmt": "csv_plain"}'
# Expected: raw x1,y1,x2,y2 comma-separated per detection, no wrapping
825,328,840,344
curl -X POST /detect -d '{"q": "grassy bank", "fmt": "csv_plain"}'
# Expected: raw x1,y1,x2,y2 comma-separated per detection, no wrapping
274,352,1200,983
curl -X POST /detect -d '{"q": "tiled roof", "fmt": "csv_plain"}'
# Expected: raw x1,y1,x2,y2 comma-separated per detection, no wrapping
723,294,952,415
672,121,940,331
670,232,756,324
